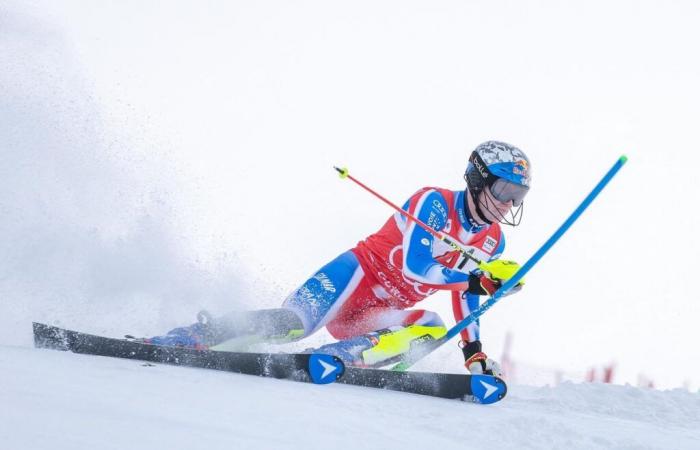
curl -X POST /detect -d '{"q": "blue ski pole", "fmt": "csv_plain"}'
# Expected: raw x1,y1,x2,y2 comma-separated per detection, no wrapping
393,155,628,371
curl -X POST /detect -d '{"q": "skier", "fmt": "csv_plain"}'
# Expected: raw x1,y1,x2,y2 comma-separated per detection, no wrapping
146,141,531,376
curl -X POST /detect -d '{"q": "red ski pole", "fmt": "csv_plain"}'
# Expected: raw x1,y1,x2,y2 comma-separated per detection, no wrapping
333,166,486,269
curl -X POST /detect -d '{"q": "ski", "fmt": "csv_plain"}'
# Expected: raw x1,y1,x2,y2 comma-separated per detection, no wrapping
341,366,506,404
32,322,344,385
33,323,507,404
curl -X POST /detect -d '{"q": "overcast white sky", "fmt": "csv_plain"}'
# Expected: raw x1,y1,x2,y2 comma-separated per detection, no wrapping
2,1,699,389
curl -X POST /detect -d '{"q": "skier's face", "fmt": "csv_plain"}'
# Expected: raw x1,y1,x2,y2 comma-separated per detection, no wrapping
479,188,514,222
466,181,526,226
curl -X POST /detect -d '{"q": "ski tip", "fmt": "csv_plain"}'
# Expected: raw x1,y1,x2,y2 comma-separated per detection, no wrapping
619,155,628,164
469,374,508,405
308,353,346,385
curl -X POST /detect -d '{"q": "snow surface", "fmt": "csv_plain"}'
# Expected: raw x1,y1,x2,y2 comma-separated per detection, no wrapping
1,344,698,450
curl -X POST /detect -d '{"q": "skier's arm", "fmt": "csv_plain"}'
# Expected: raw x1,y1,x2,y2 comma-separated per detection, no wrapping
401,190,470,290
452,290,503,376
451,236,511,376
451,290,481,343
454,259,524,345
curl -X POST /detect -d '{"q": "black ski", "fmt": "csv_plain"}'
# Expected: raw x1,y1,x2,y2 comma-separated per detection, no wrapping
32,322,344,385
33,322,507,403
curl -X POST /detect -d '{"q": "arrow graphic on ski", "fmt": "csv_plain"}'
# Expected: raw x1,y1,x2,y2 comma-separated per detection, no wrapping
469,374,507,404
308,354,345,384
319,359,338,378
480,380,498,399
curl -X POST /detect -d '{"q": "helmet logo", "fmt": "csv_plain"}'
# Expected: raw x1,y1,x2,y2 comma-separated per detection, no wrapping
513,158,529,176
472,156,489,179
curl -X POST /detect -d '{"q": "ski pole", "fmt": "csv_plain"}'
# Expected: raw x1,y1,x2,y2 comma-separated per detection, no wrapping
392,155,628,371
334,166,487,270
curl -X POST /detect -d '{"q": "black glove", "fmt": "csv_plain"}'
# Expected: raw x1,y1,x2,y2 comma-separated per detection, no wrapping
466,273,500,296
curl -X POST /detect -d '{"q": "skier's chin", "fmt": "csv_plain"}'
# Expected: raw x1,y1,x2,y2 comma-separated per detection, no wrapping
483,206,510,224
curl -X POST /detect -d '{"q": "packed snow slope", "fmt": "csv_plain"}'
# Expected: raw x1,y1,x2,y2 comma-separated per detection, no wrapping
1,345,697,450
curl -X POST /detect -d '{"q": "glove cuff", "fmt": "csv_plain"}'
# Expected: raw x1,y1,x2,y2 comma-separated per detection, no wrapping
465,351,487,366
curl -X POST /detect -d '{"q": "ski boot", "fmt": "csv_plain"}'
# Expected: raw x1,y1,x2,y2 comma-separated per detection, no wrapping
313,324,447,367
139,308,305,350
137,311,216,349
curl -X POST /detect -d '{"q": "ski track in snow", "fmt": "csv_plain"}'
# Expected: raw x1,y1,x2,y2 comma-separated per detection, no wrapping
1,345,698,450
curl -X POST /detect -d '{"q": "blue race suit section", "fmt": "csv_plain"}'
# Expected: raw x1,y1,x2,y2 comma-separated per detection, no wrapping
401,189,472,286
283,250,363,336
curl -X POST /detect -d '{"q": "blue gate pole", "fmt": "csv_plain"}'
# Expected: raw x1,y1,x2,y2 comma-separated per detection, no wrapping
394,155,628,370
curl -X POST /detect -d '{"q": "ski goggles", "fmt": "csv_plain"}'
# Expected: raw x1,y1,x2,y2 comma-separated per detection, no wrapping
489,178,529,206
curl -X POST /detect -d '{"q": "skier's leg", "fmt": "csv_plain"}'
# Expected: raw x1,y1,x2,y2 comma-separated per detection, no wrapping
315,308,447,367
208,308,305,344
146,250,368,348
216,250,369,344
280,250,369,337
